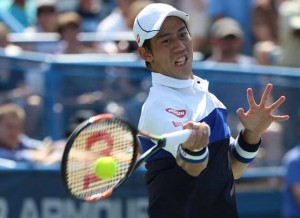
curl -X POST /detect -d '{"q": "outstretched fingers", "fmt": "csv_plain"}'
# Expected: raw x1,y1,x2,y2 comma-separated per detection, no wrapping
259,83,272,106
269,96,290,121
267,95,286,111
273,114,290,121
246,88,258,108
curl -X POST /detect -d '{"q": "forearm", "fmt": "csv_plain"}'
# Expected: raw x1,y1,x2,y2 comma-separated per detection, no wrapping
230,152,249,179
230,130,261,179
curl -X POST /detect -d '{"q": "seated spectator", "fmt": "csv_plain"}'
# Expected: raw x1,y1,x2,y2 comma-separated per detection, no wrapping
57,11,98,54
0,103,42,162
0,22,23,55
23,0,60,54
178,0,210,53
252,0,279,46
205,17,257,65
0,103,62,165
96,0,136,53
277,0,300,67
254,0,300,67
251,0,286,66
122,0,153,53
25,0,58,33
208,0,254,55
76,0,112,32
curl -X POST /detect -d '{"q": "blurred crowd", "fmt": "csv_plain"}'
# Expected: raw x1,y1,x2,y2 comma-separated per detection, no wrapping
0,0,300,168
0,0,299,66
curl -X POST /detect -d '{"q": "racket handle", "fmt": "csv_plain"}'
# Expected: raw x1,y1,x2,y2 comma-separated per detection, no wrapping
162,126,211,157
162,129,192,147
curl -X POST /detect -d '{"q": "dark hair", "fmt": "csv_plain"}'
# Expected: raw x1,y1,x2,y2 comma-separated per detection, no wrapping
142,39,152,70
37,6,55,16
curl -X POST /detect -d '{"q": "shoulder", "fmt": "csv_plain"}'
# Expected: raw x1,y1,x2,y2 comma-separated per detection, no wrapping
139,88,188,135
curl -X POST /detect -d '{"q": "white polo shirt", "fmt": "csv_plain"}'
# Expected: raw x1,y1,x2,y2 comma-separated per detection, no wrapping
138,72,231,161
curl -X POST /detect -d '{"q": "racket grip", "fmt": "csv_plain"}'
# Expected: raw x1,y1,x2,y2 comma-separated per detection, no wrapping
162,126,211,157
162,129,192,148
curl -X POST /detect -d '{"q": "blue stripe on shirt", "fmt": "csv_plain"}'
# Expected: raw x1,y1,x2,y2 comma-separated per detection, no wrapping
139,107,231,162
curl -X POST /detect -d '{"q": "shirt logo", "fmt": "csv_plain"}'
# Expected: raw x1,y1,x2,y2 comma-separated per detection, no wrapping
165,108,186,118
172,121,183,127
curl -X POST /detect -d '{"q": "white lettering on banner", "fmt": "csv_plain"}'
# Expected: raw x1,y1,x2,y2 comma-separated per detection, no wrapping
92,199,122,217
20,198,39,218
42,198,63,218
4,197,148,218
0,198,8,218
64,200,91,217
126,197,148,218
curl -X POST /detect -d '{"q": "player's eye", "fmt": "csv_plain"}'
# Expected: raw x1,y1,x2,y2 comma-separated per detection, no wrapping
180,32,188,38
162,38,171,44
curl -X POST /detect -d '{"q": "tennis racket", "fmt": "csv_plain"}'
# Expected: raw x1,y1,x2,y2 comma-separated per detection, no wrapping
61,113,192,202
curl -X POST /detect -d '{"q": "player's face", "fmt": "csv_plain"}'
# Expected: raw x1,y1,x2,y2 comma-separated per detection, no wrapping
148,17,193,79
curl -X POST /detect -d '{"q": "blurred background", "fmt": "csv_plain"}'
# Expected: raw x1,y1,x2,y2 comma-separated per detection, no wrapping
0,0,300,217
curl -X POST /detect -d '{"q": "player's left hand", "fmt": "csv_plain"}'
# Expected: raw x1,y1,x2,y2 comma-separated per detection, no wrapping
236,83,289,136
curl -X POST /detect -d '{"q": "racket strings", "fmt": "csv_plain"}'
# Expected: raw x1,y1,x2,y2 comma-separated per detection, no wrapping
65,119,135,198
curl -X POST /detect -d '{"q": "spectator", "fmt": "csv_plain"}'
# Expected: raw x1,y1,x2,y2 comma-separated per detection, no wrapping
96,0,136,53
0,22,23,55
254,0,300,67
178,0,210,53
252,0,279,46
277,0,300,67
76,0,112,32
251,0,286,66
205,17,257,65
0,103,43,163
123,0,153,53
282,139,300,217
23,0,60,54
208,0,254,55
0,22,29,106
25,0,58,33
57,11,97,54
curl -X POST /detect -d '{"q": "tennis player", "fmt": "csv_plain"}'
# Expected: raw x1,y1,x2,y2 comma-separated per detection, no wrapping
133,3,289,218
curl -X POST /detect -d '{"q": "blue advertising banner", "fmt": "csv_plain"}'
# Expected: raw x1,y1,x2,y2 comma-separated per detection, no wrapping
0,165,148,218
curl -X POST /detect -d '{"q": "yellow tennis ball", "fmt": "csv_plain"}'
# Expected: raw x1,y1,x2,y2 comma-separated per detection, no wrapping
93,157,118,179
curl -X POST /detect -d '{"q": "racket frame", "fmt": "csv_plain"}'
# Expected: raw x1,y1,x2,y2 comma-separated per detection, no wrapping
61,114,141,201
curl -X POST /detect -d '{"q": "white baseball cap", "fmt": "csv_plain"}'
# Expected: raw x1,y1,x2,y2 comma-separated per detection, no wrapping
133,3,189,47
211,18,243,39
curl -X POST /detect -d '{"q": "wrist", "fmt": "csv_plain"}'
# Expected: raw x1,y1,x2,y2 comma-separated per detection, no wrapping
231,130,261,164
241,129,261,145
177,145,209,163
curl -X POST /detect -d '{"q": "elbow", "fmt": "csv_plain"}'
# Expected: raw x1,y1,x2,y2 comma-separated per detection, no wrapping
233,170,243,179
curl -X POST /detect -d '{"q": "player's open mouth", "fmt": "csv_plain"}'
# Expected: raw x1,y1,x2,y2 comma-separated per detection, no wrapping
175,57,187,66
